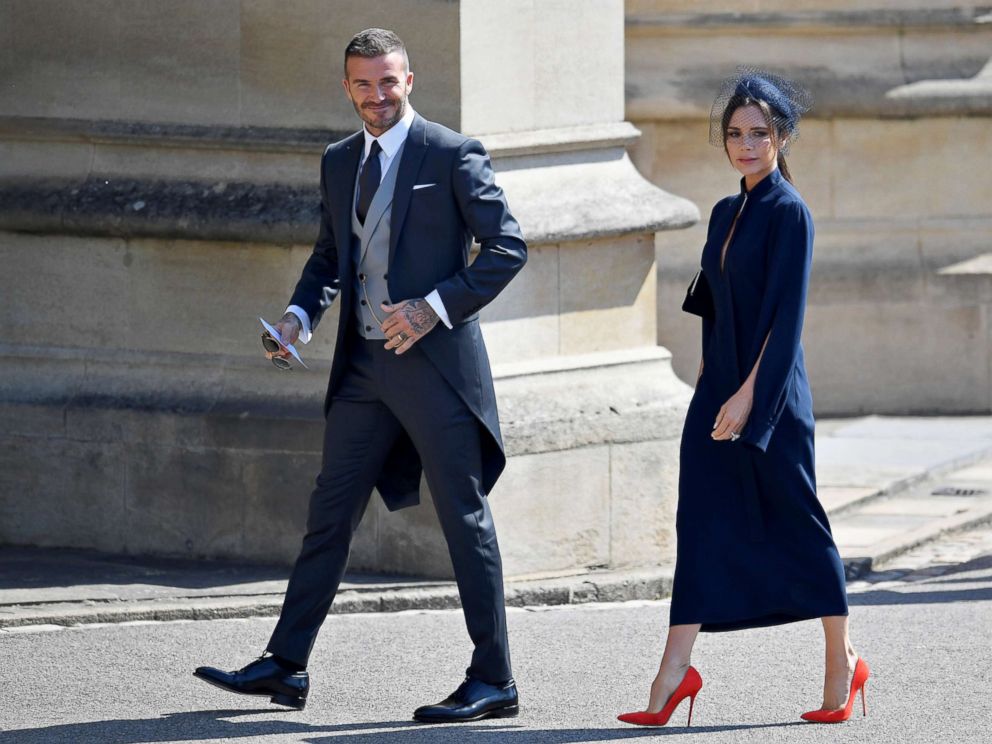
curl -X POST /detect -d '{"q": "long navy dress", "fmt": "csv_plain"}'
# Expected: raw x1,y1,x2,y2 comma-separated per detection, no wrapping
670,168,848,631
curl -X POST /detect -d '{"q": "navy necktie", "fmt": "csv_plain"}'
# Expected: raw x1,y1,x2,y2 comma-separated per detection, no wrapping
356,140,382,225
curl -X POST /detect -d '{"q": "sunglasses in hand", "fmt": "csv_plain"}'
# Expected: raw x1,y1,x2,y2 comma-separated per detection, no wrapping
261,331,293,370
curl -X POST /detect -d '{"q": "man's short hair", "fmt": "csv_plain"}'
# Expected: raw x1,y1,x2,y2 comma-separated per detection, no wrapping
344,28,409,75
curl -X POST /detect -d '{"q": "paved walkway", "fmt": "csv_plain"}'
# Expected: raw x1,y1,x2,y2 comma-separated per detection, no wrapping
2,416,992,629
3,522,991,743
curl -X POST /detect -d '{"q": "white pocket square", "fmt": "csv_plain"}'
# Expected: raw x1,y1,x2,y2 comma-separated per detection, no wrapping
412,183,437,190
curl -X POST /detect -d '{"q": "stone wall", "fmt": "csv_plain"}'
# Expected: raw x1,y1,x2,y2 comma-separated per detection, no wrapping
0,0,697,574
0,0,461,130
625,0,992,414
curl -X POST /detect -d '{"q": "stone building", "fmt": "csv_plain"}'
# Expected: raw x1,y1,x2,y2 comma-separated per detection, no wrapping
625,0,992,413
3,0,987,574
0,1,695,574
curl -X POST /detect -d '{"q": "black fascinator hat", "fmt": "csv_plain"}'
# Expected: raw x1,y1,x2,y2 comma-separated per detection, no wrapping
709,66,813,154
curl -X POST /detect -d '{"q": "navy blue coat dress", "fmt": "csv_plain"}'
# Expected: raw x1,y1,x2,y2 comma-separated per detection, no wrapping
670,169,849,631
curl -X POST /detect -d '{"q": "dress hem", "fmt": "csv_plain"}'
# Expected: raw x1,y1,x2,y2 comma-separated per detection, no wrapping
671,607,849,633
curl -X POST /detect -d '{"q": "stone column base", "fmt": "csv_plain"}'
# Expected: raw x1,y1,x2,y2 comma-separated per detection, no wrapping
0,346,690,577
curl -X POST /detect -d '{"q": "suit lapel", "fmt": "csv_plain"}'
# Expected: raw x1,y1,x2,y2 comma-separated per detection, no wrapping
331,133,363,274
388,114,429,266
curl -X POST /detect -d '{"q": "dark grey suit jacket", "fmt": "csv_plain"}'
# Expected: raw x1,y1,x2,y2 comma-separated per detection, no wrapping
289,113,527,511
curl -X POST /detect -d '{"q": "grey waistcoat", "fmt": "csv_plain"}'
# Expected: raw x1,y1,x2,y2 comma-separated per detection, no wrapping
351,142,405,340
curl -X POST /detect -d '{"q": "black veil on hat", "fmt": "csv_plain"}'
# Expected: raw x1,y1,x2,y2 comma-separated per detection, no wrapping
709,66,813,154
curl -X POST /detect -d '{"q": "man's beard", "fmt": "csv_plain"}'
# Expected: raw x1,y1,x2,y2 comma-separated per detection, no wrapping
355,96,407,133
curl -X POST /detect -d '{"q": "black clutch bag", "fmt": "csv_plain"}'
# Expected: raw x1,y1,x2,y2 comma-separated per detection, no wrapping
681,269,714,319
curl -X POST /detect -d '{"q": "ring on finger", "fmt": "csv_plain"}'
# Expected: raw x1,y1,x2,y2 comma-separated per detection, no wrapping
396,331,407,343
730,432,741,442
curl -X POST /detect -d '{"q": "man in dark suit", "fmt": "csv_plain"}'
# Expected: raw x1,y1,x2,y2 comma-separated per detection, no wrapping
193,28,526,723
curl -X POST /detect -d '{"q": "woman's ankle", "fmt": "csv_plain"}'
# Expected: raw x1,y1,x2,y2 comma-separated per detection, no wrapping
826,643,857,666
657,661,690,679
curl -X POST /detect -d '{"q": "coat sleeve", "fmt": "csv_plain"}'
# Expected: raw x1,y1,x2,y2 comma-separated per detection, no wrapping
288,148,341,333
432,138,528,325
741,200,814,452
698,200,725,364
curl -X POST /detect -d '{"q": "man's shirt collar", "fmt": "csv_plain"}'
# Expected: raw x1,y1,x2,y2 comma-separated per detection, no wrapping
363,105,416,160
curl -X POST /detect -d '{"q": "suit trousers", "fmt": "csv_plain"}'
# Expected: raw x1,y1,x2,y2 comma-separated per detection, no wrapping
266,334,512,685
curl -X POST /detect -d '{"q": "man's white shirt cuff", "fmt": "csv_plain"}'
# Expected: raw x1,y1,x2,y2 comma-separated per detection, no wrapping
289,294,448,341
425,290,452,329
285,305,313,344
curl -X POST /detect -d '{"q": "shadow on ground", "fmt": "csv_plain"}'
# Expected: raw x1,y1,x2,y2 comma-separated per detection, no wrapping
850,554,992,606
0,709,807,744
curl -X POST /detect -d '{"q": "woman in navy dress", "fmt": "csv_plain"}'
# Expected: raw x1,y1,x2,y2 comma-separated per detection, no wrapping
619,70,869,727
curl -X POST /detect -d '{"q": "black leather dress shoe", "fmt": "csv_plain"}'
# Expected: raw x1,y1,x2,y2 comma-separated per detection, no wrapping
413,677,519,723
193,656,309,710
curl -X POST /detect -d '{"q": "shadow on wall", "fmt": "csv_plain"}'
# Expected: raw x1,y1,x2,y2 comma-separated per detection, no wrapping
0,545,290,591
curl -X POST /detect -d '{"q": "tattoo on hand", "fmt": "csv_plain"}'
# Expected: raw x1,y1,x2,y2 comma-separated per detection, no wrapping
401,299,438,336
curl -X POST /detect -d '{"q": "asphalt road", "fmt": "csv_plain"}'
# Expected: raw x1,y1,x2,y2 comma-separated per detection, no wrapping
1,545,990,743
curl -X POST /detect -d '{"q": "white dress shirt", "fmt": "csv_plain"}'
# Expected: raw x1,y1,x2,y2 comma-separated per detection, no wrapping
287,105,452,343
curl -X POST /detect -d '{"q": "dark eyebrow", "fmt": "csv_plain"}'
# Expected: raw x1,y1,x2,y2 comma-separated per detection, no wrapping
352,75,400,85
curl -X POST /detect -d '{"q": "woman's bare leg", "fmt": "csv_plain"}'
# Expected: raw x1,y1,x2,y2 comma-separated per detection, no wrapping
820,615,858,710
647,623,702,713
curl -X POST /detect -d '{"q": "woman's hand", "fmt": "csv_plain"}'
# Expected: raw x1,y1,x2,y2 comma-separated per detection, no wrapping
712,384,754,441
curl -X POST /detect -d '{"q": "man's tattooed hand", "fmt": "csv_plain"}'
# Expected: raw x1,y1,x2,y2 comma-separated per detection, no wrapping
401,299,438,335
380,298,440,354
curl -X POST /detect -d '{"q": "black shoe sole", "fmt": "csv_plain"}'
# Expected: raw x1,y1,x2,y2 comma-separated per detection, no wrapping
270,692,308,711
413,704,519,723
192,671,307,711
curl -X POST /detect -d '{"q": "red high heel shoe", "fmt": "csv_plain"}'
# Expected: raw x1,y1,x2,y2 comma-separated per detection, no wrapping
801,657,870,723
618,666,703,727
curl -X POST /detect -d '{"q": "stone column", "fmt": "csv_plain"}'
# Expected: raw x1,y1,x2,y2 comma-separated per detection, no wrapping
0,0,697,577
